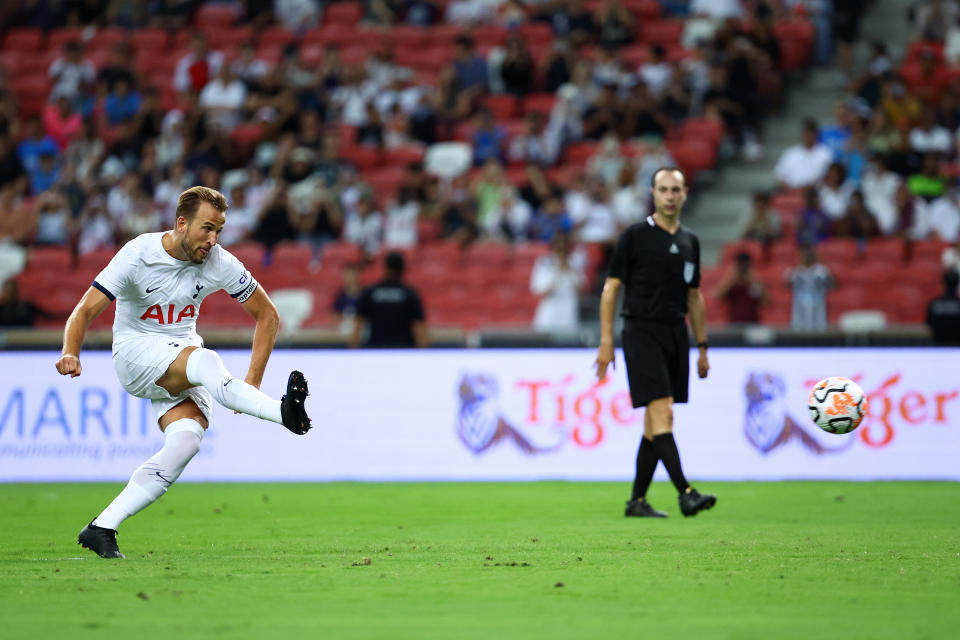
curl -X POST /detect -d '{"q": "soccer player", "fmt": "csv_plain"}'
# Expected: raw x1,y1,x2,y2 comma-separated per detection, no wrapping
594,167,717,518
56,186,312,558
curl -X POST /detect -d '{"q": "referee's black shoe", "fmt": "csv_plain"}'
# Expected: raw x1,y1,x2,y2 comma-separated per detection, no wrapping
78,521,125,558
679,488,716,517
280,370,311,435
625,499,668,518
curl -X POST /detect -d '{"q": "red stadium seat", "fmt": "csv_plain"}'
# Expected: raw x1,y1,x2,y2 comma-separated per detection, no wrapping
482,95,518,119
302,26,354,48
521,93,555,116
680,118,725,146
324,3,364,25
46,28,85,52
3,28,43,53
518,23,553,45
320,242,364,270
258,26,297,49
639,20,684,47
76,248,116,272
365,167,407,201
129,28,169,53
226,242,267,269
194,3,240,26
666,138,717,175
341,146,383,171
384,145,425,166
472,25,508,48
271,241,314,270
207,26,255,51
10,76,51,117
463,242,511,268
625,0,663,19
619,44,650,69
564,142,598,166
27,246,73,271
385,25,430,49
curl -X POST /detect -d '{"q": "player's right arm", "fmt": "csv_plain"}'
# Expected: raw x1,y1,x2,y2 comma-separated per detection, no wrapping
56,286,112,378
595,276,622,382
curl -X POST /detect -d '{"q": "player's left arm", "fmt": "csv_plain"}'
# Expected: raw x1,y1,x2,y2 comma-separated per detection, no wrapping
240,285,280,388
687,287,709,379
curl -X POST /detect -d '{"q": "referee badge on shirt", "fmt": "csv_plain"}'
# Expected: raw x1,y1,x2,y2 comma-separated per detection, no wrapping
683,261,695,284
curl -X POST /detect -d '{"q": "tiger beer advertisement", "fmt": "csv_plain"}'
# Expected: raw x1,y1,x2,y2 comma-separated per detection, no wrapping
0,349,958,481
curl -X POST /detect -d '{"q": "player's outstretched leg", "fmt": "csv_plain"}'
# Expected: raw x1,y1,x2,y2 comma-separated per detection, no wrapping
184,348,311,434
80,418,204,558
679,488,717,517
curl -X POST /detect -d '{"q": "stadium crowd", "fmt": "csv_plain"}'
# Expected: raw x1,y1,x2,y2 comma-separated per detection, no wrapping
0,0,839,331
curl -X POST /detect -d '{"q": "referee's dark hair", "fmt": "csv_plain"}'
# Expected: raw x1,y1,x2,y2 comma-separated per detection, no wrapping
385,251,405,278
651,166,687,188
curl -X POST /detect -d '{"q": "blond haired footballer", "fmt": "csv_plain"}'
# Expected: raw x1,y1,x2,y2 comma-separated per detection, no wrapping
57,186,312,558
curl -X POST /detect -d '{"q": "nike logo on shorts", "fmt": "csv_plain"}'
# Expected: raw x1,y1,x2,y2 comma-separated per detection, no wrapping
146,285,161,293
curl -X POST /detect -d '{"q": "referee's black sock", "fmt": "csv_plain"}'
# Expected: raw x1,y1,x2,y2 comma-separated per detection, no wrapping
652,433,690,494
630,436,658,501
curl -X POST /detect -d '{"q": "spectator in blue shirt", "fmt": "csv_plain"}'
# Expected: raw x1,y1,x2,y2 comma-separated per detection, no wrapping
29,150,61,195
16,118,60,193
453,35,488,93
530,196,573,242
104,78,142,126
471,109,507,166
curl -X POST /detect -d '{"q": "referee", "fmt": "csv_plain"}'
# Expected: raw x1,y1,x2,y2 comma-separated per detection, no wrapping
595,167,717,518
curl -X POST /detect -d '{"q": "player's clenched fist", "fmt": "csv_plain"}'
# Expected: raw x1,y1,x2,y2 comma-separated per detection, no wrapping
56,354,82,377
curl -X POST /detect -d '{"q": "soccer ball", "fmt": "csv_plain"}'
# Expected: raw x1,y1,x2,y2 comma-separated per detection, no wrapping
808,377,867,434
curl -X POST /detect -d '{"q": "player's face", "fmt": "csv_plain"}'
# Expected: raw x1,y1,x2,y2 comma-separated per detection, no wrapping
652,170,687,217
181,202,225,264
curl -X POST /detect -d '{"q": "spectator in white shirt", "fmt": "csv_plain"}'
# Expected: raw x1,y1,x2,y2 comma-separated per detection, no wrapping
484,187,532,241
909,108,953,154
923,192,960,242
611,162,646,229
231,43,271,89
773,119,834,188
586,133,624,187
817,162,855,221
384,193,419,248
48,41,95,102
638,45,672,98
219,185,260,247
690,0,743,19
274,0,321,31
861,155,902,234
199,65,247,131
530,232,585,331
344,193,385,255
173,34,223,93
508,112,562,167
446,0,494,25
570,176,618,244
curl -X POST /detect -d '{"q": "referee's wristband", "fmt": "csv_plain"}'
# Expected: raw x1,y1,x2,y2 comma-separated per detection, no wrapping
697,342,709,350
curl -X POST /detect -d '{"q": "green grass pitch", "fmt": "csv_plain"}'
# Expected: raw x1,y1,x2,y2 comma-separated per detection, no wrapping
1,482,958,640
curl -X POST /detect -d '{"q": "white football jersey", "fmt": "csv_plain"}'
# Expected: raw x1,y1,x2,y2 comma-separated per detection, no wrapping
93,232,258,343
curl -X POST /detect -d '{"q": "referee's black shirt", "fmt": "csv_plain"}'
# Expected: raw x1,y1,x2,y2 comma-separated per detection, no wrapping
356,278,425,347
608,215,701,323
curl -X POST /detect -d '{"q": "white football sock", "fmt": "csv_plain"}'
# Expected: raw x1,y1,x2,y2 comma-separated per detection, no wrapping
93,418,204,530
185,348,282,424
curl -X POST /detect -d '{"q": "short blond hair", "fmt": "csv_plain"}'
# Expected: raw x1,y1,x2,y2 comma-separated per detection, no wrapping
176,185,228,222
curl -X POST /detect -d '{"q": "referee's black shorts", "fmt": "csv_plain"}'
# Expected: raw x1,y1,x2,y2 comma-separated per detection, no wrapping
621,320,690,408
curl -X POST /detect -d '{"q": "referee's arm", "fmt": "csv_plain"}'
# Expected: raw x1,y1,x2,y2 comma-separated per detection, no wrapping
595,277,622,381
687,287,710,379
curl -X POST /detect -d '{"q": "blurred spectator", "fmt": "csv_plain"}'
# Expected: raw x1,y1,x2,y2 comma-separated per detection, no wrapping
499,35,535,96
520,164,562,211
472,109,507,166
43,96,82,150
219,185,259,247
569,175,617,244
0,135,26,191
0,183,32,244
592,45,629,88
199,65,247,132
446,0,494,25
595,0,634,49
832,0,866,77
384,191,419,248
332,264,363,332
543,39,575,93
452,35,488,96
48,41,95,102
98,43,136,92
908,153,946,200
0,278,54,327
76,190,115,255
530,232,584,331
774,119,834,189
611,161,646,230
104,78,142,126
543,0,597,47
256,185,298,250
909,107,952,154
356,102,385,147
484,187,532,242
880,78,921,130
530,195,573,242
474,158,507,230
785,246,834,331
274,0,321,30
915,0,957,42
173,34,224,93
943,236,960,275
33,190,73,246
17,117,59,188
232,43,271,90
351,251,428,348
582,83,623,139
926,269,960,344
156,111,187,169
713,251,767,324
796,188,831,246
509,112,562,167
923,191,960,242
819,102,854,159
623,82,669,138
836,190,879,240
65,118,103,186
28,149,60,196
639,45,671,98
818,162,854,222
343,192,384,255
586,133,623,186
946,15,960,65
743,191,782,244
407,0,442,26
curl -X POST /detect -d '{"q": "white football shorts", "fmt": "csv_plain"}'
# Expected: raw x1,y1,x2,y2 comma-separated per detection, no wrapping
112,334,213,426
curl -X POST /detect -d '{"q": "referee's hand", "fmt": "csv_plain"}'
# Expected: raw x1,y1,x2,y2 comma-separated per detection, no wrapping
697,351,710,379
595,342,615,381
